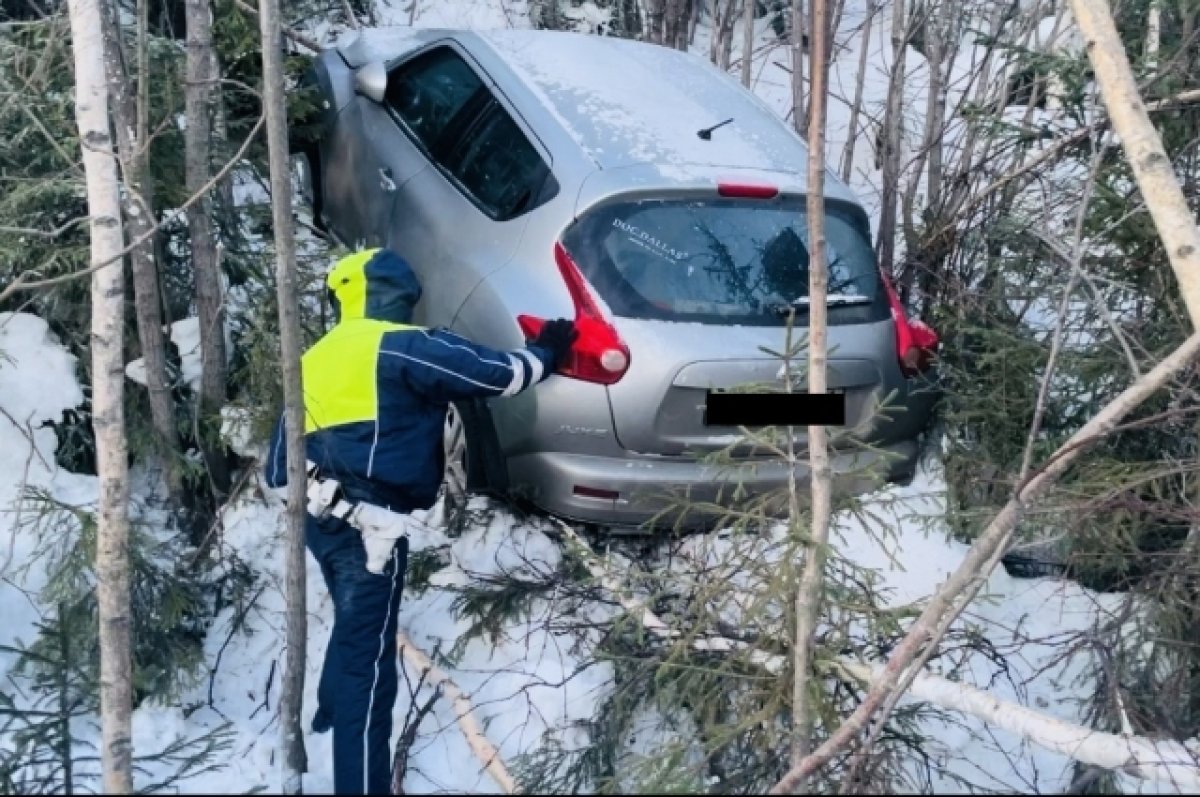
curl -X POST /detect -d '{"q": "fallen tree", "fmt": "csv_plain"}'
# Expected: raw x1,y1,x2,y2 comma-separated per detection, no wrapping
549,519,1200,791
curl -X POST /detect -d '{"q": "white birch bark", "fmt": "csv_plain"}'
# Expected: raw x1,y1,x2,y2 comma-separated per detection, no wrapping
1070,0,1200,327
396,632,517,793
67,0,132,790
1145,0,1161,75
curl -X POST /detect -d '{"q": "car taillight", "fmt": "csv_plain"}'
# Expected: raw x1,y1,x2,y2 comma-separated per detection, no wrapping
880,272,938,377
717,180,779,199
516,243,631,385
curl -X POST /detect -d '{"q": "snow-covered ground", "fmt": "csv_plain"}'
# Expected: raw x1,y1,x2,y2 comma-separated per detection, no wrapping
0,309,1135,793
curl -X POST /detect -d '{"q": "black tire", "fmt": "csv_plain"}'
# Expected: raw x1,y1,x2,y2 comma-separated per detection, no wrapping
442,399,508,529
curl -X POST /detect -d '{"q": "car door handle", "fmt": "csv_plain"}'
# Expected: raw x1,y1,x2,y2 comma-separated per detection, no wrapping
378,167,396,193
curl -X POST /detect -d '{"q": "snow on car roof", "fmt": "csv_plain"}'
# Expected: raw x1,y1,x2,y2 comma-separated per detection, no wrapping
334,26,445,67
335,28,830,183
474,29,809,173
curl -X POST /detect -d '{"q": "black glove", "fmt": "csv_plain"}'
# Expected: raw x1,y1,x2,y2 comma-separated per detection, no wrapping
532,318,578,368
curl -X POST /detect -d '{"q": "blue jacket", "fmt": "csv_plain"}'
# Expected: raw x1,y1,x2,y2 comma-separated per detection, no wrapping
265,248,556,511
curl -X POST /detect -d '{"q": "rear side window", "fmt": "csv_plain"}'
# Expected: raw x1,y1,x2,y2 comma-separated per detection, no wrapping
384,47,484,154
562,197,883,326
444,103,551,220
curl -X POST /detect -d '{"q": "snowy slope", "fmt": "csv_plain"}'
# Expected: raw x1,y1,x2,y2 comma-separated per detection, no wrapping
0,308,1157,793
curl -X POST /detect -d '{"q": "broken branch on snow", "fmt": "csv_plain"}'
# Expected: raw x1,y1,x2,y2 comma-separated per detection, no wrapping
549,519,1200,791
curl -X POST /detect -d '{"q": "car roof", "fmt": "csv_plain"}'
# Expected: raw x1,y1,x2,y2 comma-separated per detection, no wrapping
335,28,857,200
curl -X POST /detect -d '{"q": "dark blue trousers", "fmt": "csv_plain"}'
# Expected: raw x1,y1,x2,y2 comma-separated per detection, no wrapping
306,513,409,795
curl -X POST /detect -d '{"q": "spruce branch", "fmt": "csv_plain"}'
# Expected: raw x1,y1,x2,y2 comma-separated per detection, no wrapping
550,517,1200,789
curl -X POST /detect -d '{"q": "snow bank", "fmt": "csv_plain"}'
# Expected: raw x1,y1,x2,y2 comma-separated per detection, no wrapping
0,312,95,665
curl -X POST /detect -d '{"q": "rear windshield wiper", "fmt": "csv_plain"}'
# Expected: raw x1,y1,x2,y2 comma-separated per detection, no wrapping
791,294,873,306
763,295,873,317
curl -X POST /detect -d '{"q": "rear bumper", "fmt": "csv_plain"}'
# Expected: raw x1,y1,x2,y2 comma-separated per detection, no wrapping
506,439,920,530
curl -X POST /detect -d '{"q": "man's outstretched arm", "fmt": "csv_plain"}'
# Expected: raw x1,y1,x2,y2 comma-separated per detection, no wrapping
379,321,576,404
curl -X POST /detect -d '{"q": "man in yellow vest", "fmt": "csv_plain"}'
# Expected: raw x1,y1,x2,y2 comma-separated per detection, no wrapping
266,248,575,794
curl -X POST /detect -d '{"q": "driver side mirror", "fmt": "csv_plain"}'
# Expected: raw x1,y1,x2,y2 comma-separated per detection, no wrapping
354,61,387,104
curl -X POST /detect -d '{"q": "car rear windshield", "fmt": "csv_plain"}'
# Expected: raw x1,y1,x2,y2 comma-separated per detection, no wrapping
562,197,884,326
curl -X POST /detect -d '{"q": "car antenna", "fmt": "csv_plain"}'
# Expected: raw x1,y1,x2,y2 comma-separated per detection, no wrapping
697,118,734,140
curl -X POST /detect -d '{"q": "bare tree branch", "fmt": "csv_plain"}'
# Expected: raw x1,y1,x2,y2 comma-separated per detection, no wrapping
0,113,264,305
232,0,321,52
551,517,1200,790
770,330,1200,792
396,631,517,794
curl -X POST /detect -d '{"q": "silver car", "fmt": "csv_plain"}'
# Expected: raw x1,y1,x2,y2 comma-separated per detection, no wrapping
296,27,940,529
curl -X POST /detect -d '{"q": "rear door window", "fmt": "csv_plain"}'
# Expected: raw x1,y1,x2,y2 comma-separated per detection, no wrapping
443,102,552,220
384,46,486,156
562,198,884,326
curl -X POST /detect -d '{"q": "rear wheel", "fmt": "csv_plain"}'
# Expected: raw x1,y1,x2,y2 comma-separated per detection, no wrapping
442,403,470,531
440,400,517,533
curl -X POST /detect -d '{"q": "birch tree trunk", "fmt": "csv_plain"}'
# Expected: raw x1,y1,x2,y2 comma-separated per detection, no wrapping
99,0,182,497
876,0,907,278
791,0,831,779
257,0,309,788
839,0,874,181
552,516,1200,790
768,9,1200,780
186,0,231,495
1070,0,1200,325
68,0,132,790
740,0,755,86
1145,0,1160,75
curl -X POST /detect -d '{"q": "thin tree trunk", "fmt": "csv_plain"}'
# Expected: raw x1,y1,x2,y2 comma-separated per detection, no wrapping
900,0,946,276
99,0,182,498
923,0,944,214
136,0,147,156
839,0,874,181
68,0,132,790
710,0,722,62
791,0,830,778
186,0,231,495
790,0,805,133
212,88,238,238
740,0,755,85
257,0,308,788
876,0,907,278
768,10,1200,781
770,331,1200,792
688,0,700,46
720,0,737,69
816,0,842,125
1070,0,1200,324
647,0,664,42
1145,0,1161,76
